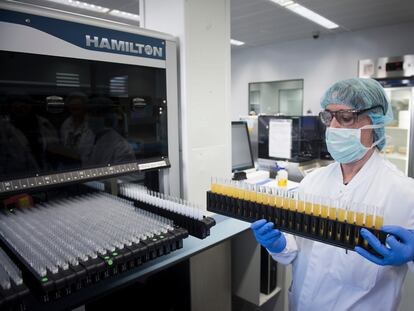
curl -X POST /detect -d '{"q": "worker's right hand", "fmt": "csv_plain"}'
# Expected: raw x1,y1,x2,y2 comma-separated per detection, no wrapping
251,219,286,253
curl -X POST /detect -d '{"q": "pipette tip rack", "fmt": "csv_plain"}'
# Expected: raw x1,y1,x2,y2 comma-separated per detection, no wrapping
0,247,29,311
0,193,188,303
119,184,216,239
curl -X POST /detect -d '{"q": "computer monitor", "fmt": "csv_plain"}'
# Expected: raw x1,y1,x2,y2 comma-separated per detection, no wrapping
258,116,323,163
232,121,254,172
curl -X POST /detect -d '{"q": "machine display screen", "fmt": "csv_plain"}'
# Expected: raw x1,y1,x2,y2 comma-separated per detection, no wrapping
0,51,168,181
386,61,404,72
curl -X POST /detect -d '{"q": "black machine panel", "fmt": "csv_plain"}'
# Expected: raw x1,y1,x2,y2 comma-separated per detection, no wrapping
0,51,169,193
258,115,326,163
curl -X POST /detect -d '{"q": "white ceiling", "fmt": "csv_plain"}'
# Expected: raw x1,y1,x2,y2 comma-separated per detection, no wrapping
231,0,414,47
12,0,414,46
12,0,140,25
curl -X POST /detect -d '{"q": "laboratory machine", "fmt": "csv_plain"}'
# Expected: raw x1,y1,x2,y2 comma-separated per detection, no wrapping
0,2,215,307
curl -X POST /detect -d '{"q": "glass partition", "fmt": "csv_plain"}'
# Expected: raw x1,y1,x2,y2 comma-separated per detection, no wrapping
248,79,303,116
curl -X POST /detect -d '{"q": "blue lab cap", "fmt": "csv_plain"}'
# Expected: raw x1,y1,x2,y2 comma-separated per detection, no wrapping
320,78,393,150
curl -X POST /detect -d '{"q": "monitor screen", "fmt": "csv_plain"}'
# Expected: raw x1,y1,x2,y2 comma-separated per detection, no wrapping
232,121,254,171
0,50,168,182
258,116,323,162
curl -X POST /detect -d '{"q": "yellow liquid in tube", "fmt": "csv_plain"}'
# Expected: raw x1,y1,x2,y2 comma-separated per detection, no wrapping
263,194,270,205
329,207,336,220
275,196,283,208
269,195,276,207
211,183,218,193
289,199,297,211
282,197,289,209
231,187,237,198
239,188,244,200
313,204,321,216
356,212,364,226
256,192,264,204
249,191,257,202
347,211,355,224
243,189,249,201
305,202,312,215
321,206,329,218
337,209,346,222
365,214,374,228
375,216,384,229
298,201,305,213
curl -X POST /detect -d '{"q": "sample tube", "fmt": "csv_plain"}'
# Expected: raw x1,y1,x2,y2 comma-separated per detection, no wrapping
365,205,374,228
275,189,283,208
321,197,329,219
303,193,312,233
355,204,364,227
304,194,313,215
344,202,354,244
211,177,218,193
374,205,384,230
327,198,337,240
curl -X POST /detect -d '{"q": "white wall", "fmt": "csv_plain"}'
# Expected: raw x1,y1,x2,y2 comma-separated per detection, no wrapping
144,4,232,311
232,21,414,120
145,0,232,206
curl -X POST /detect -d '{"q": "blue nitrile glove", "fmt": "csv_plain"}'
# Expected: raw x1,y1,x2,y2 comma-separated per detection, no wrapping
251,219,286,253
355,226,414,266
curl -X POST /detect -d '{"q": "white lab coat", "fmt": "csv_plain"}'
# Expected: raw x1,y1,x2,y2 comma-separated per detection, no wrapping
270,150,414,311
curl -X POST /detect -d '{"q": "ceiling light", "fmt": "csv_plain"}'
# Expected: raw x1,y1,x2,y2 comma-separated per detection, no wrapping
270,0,294,7
44,0,110,13
271,1,339,29
109,9,140,22
230,39,245,46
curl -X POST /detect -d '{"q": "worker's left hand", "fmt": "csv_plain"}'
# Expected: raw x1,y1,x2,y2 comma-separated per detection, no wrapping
355,226,414,266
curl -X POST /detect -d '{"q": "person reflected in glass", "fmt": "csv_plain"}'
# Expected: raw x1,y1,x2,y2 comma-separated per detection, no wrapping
85,97,135,166
8,94,59,169
60,92,95,163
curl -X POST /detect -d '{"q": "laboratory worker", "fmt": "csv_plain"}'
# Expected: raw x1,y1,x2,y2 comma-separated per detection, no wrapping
251,78,414,311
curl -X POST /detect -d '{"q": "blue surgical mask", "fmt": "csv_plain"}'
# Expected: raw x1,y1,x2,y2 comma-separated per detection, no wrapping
326,124,384,164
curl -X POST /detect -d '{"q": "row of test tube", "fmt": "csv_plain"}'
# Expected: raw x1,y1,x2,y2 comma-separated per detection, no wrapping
210,178,384,229
119,184,205,221
0,193,174,278
0,248,23,291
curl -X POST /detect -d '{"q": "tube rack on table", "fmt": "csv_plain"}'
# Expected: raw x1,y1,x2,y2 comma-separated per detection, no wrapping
119,184,216,239
206,188,387,255
0,247,29,311
0,193,188,303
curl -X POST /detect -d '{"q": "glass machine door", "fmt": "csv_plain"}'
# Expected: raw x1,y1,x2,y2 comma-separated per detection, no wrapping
383,87,413,175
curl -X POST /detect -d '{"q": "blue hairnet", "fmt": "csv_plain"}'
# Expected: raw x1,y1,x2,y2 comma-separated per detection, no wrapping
320,78,393,150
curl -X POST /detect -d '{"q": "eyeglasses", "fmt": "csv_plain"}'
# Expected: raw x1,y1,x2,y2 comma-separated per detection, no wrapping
319,105,384,127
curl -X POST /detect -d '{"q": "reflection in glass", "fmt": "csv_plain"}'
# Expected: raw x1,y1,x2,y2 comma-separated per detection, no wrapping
248,80,303,116
0,51,168,181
